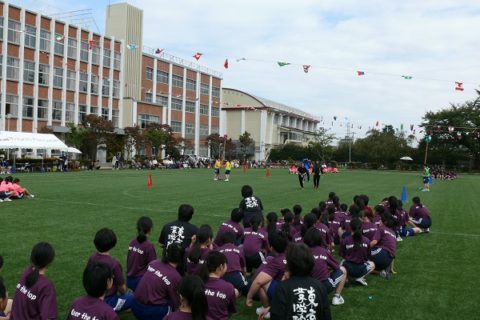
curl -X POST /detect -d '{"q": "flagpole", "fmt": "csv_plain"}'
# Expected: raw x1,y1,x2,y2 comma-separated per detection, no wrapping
423,140,429,165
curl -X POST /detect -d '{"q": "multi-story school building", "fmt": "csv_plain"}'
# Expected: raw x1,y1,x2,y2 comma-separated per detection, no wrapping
222,88,320,161
0,1,222,157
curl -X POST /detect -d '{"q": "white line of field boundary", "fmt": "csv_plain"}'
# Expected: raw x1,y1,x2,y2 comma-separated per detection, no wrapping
430,231,480,238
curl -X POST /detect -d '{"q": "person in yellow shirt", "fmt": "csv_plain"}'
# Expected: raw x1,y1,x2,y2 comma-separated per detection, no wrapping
214,158,222,181
224,160,232,182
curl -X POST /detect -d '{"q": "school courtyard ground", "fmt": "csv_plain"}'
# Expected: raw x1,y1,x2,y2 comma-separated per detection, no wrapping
1,168,477,319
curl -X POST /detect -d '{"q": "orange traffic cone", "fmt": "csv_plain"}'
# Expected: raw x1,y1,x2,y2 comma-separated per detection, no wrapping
265,168,271,177
147,174,153,188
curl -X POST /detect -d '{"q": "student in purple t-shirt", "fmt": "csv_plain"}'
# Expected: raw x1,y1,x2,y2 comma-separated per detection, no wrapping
304,228,347,306
408,196,432,231
370,212,398,279
217,232,248,295
126,216,157,291
11,242,58,320
67,262,119,320
0,272,12,319
243,215,269,272
88,228,133,312
198,251,238,320
292,204,303,234
361,210,378,241
246,231,288,312
186,225,213,275
132,244,184,320
339,219,375,286
163,275,208,320
214,208,244,246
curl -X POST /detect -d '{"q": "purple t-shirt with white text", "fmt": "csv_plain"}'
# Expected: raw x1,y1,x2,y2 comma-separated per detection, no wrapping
133,260,181,308
362,221,378,241
373,227,397,257
11,267,57,320
340,235,371,264
163,311,193,320
204,277,237,320
409,205,431,221
67,296,119,320
127,238,157,277
88,253,125,298
242,228,268,257
261,253,287,281
310,246,340,281
315,222,333,247
214,220,244,246
185,247,211,275
218,243,245,273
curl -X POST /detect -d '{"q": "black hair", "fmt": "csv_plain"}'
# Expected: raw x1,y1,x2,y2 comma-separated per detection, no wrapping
301,213,317,237
250,214,262,232
266,212,278,234
189,225,213,263
354,197,365,210
94,228,117,253
4,176,12,183
374,205,385,215
83,262,113,298
136,216,153,244
349,204,361,218
241,185,253,198
350,218,363,249
286,243,314,277
178,204,194,222
178,275,208,320
0,277,6,299
26,242,55,288
381,212,396,229
221,231,236,245
230,208,244,223
280,208,291,218
328,192,336,200
198,251,227,282
303,227,325,248
268,231,288,254
340,203,348,212
282,210,294,240
13,178,20,183
412,196,422,207
360,194,370,206
0,255,3,270
318,201,326,213
293,204,302,216
163,243,185,265
332,196,340,209
327,205,336,222
388,196,398,216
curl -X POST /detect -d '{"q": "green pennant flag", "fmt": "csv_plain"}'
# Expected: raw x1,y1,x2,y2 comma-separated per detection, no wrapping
277,62,290,67
402,75,413,79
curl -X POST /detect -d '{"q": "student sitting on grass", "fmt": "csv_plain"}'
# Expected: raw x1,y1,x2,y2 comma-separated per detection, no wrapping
163,275,208,320
186,225,213,275
88,228,133,312
243,215,269,272
12,178,34,198
199,251,239,320
217,232,248,295
0,274,12,320
214,208,244,246
66,262,119,320
11,242,57,320
159,204,199,248
126,216,157,291
0,177,14,202
258,243,332,320
304,228,347,306
132,244,184,320
408,196,432,232
339,219,375,286
370,212,397,280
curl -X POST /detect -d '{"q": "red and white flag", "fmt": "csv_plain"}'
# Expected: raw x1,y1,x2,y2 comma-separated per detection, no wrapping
455,82,464,91
357,70,365,76
193,52,203,60
88,39,94,49
224,59,229,69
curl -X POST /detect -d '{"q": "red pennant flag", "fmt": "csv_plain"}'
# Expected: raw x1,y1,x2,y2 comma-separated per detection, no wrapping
303,65,311,73
224,59,229,69
193,52,203,60
375,121,379,127
88,39,94,49
410,124,414,131
455,82,464,91
357,71,365,76
155,48,164,54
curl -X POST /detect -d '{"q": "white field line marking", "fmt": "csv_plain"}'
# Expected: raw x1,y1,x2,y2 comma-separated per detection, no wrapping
430,231,480,238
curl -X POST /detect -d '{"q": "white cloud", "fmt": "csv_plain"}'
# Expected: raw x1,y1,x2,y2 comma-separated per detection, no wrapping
12,0,480,139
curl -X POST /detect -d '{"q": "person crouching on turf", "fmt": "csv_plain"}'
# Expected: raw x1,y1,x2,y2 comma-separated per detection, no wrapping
217,232,248,296
297,163,308,189
12,178,34,198
370,212,397,280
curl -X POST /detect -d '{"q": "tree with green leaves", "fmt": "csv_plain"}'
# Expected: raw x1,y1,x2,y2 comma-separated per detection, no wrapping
81,115,116,160
123,126,145,160
144,123,172,158
239,131,254,160
307,127,336,161
205,133,224,159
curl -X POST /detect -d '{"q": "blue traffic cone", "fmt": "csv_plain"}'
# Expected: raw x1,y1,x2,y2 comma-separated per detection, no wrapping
401,185,407,203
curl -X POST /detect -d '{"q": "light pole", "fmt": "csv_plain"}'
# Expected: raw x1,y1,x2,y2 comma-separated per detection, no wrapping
6,113,11,160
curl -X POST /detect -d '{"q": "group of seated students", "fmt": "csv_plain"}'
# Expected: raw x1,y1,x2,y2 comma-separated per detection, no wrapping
0,185,432,320
430,166,457,181
0,176,34,202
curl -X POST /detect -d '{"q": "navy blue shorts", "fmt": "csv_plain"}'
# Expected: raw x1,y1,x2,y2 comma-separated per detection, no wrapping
267,279,279,301
126,275,143,291
131,299,170,320
416,218,431,229
225,170,231,175
400,227,415,237
223,271,248,295
105,292,134,311
246,252,264,272
423,176,429,184
214,168,220,174
342,260,372,278
322,269,344,293
371,247,394,270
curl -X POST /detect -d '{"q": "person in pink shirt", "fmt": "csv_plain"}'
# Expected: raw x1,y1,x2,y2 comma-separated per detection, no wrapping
0,177,15,201
12,178,34,198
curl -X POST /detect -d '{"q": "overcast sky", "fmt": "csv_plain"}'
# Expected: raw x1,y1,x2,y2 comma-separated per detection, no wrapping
13,0,480,140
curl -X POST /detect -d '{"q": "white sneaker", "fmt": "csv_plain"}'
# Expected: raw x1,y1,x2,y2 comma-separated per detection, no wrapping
355,277,368,286
0,199,3,202
256,307,270,318
332,295,345,305
379,270,392,280
3,198,12,202
396,236,403,242
225,179,229,182
423,228,430,233
30,194,35,198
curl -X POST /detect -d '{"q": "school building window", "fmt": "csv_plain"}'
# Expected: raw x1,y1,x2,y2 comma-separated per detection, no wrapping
66,70,76,91
8,20,21,44
212,86,220,98
7,57,20,80
200,124,209,137
103,48,111,67
171,120,181,133
138,114,160,129
102,78,110,96
211,107,219,117
54,35,64,56
145,92,153,103
186,78,196,91
66,103,74,123
112,80,120,98
157,71,168,84
185,101,195,113
53,68,63,88
200,83,209,95
211,126,219,134
172,74,183,88
79,72,88,92
80,41,89,62
102,107,109,120
67,38,77,59
90,74,99,94
157,95,168,107
145,67,153,80
24,25,36,49
23,97,34,118
37,99,48,120
92,46,100,65
6,95,19,117
40,29,51,52
112,109,119,127
185,123,195,138
90,106,98,115
0,17,3,41
52,101,62,121
200,104,209,115
171,98,182,111
78,105,87,123
38,64,50,86
114,51,121,70
23,60,35,83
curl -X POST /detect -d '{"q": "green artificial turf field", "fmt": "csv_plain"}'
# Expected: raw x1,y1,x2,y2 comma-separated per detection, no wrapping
1,168,478,319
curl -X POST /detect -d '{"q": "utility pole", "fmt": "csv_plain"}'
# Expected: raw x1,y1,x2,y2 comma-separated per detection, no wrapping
346,122,355,163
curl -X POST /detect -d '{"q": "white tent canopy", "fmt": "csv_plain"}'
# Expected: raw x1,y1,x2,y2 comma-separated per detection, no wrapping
0,131,68,150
